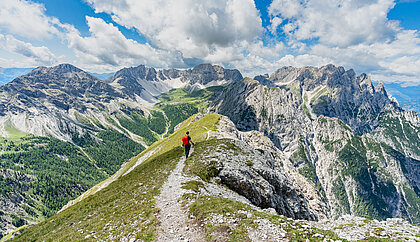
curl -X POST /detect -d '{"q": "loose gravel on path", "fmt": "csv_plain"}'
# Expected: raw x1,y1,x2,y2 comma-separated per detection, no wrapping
156,150,205,242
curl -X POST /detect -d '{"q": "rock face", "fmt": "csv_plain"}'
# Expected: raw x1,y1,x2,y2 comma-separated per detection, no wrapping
215,64,420,224
210,116,329,220
198,136,318,220
253,65,399,135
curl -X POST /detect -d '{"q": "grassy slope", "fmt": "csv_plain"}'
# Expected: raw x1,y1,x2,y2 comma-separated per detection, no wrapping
107,87,218,146
156,87,220,134
14,113,221,241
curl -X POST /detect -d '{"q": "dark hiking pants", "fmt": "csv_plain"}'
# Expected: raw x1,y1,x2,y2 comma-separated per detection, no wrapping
185,144,191,158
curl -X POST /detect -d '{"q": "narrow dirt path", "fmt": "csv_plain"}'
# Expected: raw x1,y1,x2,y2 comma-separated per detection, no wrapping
160,111,171,139
156,149,205,242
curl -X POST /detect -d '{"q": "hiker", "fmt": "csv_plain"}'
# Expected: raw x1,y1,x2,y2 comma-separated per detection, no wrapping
182,131,194,158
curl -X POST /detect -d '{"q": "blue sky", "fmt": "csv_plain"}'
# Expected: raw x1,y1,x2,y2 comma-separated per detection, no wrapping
0,0,420,86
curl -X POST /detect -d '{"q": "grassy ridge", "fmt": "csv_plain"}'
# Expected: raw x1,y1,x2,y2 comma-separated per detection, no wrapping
14,147,183,241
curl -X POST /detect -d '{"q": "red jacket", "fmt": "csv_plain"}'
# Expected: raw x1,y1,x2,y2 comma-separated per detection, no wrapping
182,135,190,145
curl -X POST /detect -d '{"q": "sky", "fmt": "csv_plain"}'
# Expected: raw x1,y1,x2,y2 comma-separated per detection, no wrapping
0,0,420,86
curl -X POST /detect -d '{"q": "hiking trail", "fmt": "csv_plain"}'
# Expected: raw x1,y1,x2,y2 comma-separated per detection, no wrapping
156,148,205,241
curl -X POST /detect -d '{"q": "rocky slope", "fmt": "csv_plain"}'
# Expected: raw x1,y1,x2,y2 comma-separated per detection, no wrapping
214,64,420,224
0,64,129,141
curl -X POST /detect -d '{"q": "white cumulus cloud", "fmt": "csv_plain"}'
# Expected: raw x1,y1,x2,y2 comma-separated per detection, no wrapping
0,0,64,40
269,0,398,47
86,0,263,61
0,0,419,86
0,34,57,65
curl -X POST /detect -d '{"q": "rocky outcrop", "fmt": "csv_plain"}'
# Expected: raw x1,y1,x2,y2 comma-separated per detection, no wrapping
216,139,318,220
212,116,330,218
181,116,326,221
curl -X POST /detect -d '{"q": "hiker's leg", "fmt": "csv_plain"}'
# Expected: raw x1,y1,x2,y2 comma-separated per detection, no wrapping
185,145,190,158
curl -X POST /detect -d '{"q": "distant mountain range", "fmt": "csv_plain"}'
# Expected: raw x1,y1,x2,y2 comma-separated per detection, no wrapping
1,67,418,116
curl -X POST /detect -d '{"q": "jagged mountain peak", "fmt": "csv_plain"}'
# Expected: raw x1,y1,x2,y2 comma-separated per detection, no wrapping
267,64,360,88
188,63,243,84
112,63,242,82
30,63,85,76
375,81,387,94
192,63,213,70
108,63,243,102
113,64,157,81
252,64,398,134
252,64,391,104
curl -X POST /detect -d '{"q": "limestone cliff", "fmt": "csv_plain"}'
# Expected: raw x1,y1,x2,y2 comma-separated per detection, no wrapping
214,65,420,223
